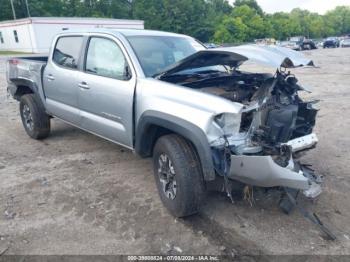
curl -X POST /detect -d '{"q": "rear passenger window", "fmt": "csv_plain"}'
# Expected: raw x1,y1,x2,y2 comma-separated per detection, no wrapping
85,37,129,80
53,36,83,69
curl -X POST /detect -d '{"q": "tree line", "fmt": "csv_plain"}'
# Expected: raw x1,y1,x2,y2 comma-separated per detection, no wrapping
1,0,349,43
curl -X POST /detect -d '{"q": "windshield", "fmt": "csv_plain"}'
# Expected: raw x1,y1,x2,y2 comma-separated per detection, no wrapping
290,37,301,42
127,35,205,77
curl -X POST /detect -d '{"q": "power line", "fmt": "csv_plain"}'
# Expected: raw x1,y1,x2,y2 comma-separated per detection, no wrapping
25,0,31,17
10,0,16,20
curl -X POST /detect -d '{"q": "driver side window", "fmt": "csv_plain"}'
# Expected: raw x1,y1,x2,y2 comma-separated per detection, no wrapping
85,37,130,80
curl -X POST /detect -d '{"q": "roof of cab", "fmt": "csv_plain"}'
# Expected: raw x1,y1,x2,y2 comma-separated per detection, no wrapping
60,28,188,38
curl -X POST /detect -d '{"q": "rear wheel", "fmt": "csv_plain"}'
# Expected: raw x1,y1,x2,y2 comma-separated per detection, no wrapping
152,134,205,217
20,94,50,139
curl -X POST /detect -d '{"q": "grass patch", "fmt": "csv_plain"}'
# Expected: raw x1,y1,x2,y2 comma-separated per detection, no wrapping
0,51,32,56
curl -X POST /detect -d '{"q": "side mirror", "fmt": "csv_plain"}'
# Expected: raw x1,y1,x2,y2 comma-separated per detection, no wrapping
124,65,132,80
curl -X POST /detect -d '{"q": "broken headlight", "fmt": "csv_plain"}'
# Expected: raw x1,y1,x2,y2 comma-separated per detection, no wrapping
214,113,241,136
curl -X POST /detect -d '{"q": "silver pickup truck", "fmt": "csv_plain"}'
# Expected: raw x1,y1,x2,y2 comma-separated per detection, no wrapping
6,29,321,217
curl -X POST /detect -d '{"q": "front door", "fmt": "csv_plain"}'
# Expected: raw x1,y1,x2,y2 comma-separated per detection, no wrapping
43,36,84,124
77,36,136,148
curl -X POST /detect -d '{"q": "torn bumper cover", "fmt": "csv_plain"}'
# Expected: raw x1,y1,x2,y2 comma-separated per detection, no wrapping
228,133,321,197
229,155,309,189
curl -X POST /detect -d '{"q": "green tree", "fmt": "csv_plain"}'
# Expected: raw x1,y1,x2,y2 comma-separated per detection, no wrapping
0,0,15,20
132,0,215,41
234,0,263,16
214,16,247,43
0,0,349,44
324,6,350,36
214,4,269,43
268,12,301,40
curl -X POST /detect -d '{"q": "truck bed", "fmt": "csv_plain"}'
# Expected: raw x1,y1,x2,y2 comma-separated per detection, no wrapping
6,56,48,100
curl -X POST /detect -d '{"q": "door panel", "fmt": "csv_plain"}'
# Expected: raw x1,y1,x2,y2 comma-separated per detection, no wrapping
43,36,84,124
78,37,136,148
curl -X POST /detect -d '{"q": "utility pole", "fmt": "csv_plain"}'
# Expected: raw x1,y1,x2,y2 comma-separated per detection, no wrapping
24,0,31,17
10,0,17,20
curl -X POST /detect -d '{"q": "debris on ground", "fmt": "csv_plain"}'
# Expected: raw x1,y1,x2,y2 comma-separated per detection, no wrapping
4,210,16,220
0,245,9,256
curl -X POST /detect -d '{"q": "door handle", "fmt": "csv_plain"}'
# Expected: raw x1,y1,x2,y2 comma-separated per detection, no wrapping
78,81,90,90
47,74,55,81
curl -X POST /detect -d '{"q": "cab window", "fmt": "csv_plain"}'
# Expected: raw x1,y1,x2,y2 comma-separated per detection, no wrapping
85,37,129,80
53,36,83,69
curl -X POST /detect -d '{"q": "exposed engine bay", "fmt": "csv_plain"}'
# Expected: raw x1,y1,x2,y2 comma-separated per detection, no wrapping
163,69,318,156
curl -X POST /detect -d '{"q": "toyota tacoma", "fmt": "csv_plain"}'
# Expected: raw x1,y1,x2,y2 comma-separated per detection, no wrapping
7,29,322,217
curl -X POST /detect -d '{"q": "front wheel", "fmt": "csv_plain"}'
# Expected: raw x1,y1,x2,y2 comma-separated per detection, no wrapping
152,134,205,217
20,94,50,139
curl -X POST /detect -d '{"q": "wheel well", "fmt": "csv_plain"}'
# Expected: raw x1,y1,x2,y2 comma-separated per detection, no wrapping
136,124,173,157
14,85,33,100
135,113,216,181
137,124,201,156
137,124,204,176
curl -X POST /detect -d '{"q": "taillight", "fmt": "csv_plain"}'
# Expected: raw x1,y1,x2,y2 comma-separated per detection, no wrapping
9,59,20,65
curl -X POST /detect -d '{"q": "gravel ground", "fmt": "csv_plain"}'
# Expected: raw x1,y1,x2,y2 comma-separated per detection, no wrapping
0,48,349,257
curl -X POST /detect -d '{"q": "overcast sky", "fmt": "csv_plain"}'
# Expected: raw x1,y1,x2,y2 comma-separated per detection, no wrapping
228,0,350,14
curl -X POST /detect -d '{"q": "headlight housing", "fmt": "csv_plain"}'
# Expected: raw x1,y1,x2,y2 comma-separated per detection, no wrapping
214,113,241,135
206,112,242,147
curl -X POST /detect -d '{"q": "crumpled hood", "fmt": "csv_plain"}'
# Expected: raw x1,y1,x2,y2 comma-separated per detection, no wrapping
157,44,314,78
224,45,314,68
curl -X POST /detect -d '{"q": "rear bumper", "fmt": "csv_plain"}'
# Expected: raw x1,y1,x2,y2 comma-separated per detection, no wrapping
7,82,17,98
228,133,319,190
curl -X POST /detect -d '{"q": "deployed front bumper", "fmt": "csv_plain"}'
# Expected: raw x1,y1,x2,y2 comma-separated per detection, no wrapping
229,155,309,189
228,133,319,191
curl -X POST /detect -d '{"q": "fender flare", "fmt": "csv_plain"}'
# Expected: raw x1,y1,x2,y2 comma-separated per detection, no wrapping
135,111,216,181
9,78,38,99
9,78,47,112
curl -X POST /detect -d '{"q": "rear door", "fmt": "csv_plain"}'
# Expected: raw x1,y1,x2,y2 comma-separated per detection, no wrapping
43,36,84,124
77,35,136,148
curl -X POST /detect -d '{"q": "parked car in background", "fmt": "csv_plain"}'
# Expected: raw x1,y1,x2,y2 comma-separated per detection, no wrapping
340,38,350,48
204,43,218,49
254,38,276,45
312,39,324,48
316,41,324,48
323,37,340,48
280,36,317,51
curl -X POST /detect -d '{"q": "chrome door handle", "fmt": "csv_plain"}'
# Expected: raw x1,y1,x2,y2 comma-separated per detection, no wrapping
78,82,90,89
47,74,55,81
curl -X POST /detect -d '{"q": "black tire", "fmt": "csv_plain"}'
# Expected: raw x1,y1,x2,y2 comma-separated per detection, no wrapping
19,94,50,139
152,134,205,217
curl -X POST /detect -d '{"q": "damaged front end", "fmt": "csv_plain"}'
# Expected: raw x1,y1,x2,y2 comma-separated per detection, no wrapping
157,44,334,238
211,70,322,199
158,45,322,199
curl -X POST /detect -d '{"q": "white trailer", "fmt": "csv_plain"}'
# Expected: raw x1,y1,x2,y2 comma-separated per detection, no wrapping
0,17,144,53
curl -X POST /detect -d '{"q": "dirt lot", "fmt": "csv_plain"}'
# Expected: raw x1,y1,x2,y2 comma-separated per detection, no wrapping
0,48,350,257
